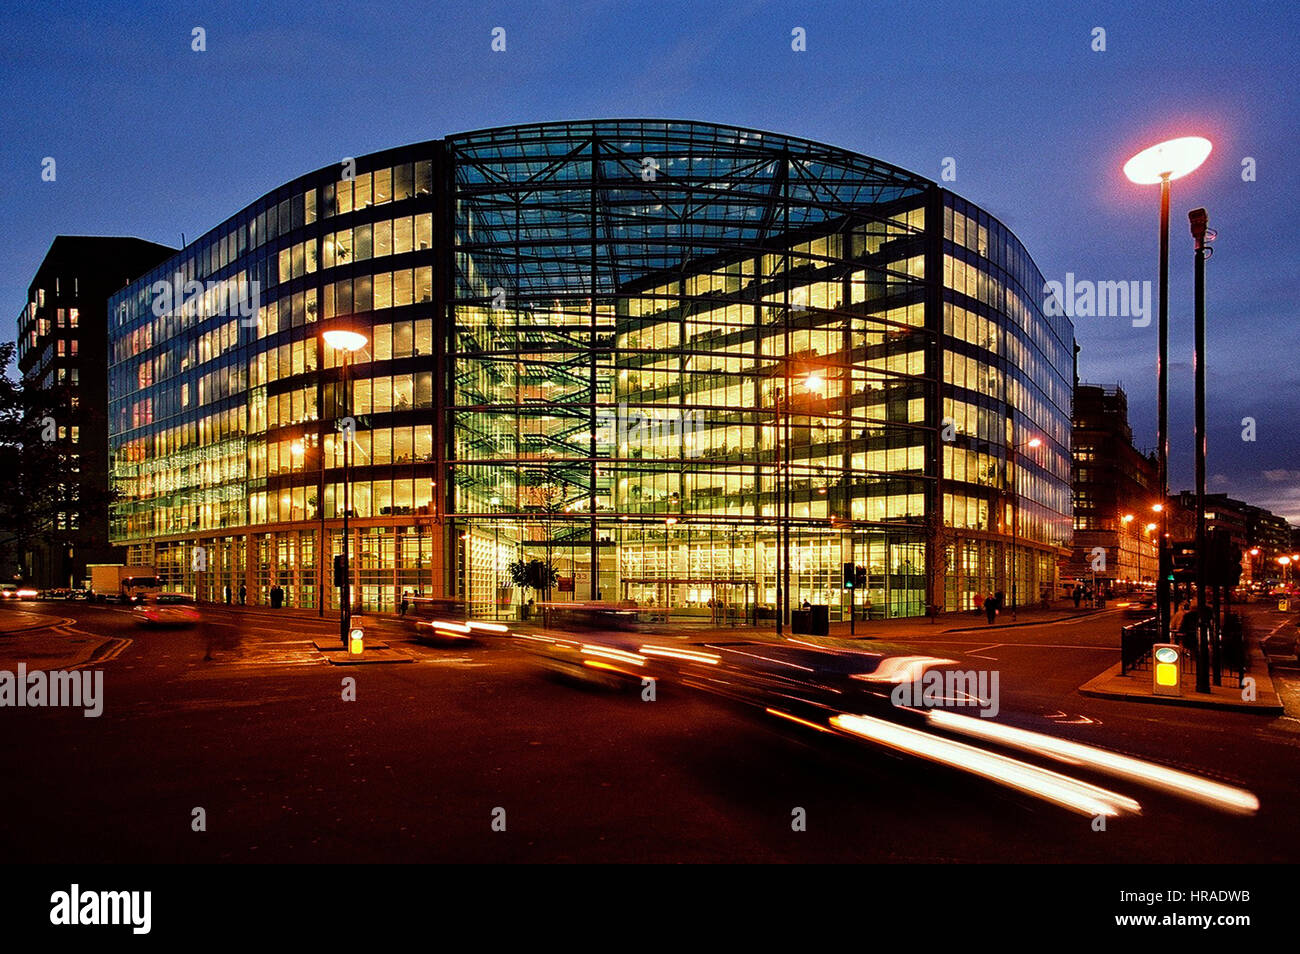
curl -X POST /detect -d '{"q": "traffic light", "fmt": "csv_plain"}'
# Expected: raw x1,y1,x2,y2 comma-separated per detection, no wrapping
854,565,867,589
843,563,855,590
334,553,348,587
1170,542,1196,582
1209,528,1242,589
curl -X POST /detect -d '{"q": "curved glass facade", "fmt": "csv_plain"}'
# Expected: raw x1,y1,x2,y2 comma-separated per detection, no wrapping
107,120,1073,619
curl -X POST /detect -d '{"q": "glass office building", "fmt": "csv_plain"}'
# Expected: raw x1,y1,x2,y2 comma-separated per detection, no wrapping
107,120,1073,619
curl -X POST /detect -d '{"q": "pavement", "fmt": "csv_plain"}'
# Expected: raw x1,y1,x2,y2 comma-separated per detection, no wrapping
633,604,1110,647
1078,607,1295,714
0,607,126,671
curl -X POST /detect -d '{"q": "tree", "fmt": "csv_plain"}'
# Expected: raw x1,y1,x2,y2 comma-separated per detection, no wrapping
507,558,558,597
507,557,558,620
0,343,24,579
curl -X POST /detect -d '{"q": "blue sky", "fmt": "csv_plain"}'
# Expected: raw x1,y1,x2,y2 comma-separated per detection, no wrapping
2,0,1296,521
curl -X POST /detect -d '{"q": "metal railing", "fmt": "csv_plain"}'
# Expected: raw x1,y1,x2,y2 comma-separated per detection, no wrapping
1119,612,1247,688
1120,617,1159,675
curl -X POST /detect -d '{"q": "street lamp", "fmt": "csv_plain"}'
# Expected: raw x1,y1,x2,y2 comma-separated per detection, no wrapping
1008,435,1042,619
1124,135,1211,648
774,369,825,636
323,327,368,645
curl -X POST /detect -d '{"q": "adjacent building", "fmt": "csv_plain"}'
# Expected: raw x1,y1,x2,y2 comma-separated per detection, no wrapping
105,120,1074,619
1064,384,1160,590
15,236,175,588
1171,492,1296,586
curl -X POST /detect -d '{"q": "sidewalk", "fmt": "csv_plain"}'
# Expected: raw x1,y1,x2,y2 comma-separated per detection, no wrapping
1078,615,1288,714
637,605,1110,645
0,609,66,635
0,609,125,672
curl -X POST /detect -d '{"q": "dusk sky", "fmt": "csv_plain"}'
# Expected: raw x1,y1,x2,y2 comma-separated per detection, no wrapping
3,0,1296,521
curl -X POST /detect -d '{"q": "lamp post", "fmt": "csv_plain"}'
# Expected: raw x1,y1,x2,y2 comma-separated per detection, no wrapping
323,328,368,645
773,370,825,636
1124,136,1212,647
1008,435,1042,620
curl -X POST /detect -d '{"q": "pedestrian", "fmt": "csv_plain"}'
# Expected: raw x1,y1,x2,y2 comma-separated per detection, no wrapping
238,583,247,605
399,589,409,617
1072,584,1082,609
974,592,985,613
223,584,232,605
984,593,998,625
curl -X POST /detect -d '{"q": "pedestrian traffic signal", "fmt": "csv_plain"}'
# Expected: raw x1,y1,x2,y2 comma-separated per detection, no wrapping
843,563,855,589
855,565,867,589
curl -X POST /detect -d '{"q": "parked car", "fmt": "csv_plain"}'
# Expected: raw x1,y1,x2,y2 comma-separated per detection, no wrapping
133,593,201,627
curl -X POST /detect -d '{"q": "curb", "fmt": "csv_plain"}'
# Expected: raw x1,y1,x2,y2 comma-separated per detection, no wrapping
1078,659,1283,715
0,613,65,636
940,609,1110,635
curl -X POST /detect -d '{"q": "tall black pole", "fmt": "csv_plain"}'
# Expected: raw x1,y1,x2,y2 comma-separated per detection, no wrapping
784,388,792,630
1191,208,1210,692
1156,174,1172,647
340,352,351,646
775,388,783,637
1010,442,1019,620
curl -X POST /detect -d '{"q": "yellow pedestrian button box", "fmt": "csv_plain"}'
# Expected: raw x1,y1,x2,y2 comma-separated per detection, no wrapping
1152,643,1182,696
348,626,365,656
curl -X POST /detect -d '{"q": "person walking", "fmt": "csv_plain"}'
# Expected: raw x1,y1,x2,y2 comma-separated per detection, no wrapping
1072,584,1083,609
223,584,232,605
399,589,410,617
984,592,999,625
238,583,247,605
974,592,985,614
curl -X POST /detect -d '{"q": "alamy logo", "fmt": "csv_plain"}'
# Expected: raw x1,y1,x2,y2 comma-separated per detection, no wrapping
1042,272,1152,327
50,884,151,934
597,402,707,456
0,664,103,717
149,271,261,325
891,669,1000,718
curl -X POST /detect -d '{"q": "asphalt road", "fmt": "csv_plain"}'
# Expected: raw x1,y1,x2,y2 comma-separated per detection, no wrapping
1,600,1297,863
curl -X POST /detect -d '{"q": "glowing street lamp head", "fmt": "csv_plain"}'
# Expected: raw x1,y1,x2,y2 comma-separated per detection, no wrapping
805,372,825,394
1124,136,1212,185
322,329,368,352
1151,503,1164,513
1026,437,1042,448
1122,514,1135,523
